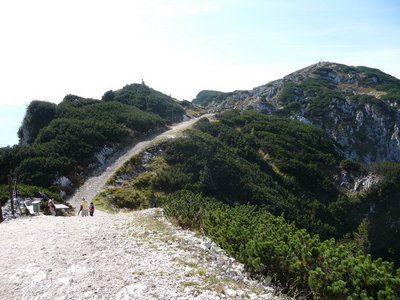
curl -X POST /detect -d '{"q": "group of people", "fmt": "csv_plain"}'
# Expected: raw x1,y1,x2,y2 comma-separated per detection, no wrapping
47,197,95,217
78,198,95,217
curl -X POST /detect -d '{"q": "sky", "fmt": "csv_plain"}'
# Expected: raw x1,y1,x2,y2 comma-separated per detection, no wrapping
0,0,399,147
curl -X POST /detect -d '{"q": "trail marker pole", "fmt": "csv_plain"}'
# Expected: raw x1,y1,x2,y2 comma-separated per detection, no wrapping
0,200,3,223
8,175,15,216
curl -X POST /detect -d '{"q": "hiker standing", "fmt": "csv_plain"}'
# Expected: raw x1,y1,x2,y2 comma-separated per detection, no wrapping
48,198,56,216
81,198,89,217
89,202,95,216
77,204,83,216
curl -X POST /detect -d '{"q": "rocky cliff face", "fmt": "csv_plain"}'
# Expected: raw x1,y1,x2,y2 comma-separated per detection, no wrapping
194,62,400,164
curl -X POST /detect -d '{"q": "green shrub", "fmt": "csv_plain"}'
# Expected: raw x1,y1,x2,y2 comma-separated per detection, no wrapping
192,90,227,106
0,86,169,188
0,185,8,206
356,66,400,91
163,190,212,228
113,83,185,123
95,186,149,210
152,166,192,193
163,193,400,299
340,159,363,172
0,184,66,208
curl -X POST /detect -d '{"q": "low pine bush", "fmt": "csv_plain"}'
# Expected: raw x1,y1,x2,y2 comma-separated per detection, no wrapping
163,191,400,299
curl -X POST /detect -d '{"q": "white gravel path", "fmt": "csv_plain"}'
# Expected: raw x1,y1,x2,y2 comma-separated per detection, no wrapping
0,209,282,300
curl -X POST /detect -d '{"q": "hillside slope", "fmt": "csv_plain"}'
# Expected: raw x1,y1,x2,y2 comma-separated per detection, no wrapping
95,111,400,298
68,116,209,209
0,83,194,196
193,62,400,164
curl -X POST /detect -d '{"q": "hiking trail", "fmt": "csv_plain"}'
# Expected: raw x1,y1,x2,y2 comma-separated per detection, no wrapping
0,117,285,300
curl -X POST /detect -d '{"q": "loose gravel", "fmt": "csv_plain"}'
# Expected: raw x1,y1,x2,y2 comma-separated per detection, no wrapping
0,209,283,300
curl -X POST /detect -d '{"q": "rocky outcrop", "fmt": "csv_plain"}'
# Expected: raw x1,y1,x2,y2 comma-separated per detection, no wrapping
18,100,56,145
322,102,400,163
111,143,167,186
198,62,400,164
88,145,117,170
18,124,32,146
334,170,380,193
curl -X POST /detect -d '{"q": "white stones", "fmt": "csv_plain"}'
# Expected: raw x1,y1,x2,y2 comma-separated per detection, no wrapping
115,283,149,299
94,146,116,166
327,71,343,84
53,176,72,188
57,276,73,285
0,209,283,300
225,289,237,297
32,270,47,282
334,170,381,193
353,174,380,191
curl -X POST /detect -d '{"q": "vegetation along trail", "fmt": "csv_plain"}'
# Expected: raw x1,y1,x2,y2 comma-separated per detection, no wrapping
68,115,210,210
0,116,284,300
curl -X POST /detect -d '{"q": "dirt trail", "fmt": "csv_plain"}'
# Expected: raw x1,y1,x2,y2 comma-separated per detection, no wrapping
68,116,206,210
0,117,285,300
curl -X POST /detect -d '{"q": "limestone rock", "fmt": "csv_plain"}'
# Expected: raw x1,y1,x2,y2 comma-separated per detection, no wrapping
198,62,400,164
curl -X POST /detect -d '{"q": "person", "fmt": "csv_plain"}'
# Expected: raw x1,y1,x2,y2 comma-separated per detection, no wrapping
48,198,56,216
81,198,89,217
77,204,83,216
89,202,95,216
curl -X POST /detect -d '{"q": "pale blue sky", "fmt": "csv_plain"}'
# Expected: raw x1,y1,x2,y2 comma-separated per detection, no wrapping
0,0,399,147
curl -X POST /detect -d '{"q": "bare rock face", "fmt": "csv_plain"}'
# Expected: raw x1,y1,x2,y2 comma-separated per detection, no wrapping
18,100,57,145
18,124,32,145
53,176,72,188
334,170,380,192
88,145,117,170
196,62,400,164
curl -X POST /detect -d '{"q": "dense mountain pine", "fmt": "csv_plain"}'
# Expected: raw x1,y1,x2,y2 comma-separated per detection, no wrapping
0,83,187,193
97,110,400,299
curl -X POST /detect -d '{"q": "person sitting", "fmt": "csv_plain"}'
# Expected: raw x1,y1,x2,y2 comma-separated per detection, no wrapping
48,199,56,216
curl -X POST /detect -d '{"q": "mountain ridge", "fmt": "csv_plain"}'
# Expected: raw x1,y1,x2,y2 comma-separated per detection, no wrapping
2,70,400,299
193,62,400,164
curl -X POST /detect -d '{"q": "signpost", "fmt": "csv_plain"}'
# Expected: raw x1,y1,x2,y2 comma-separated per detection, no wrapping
8,175,15,216
0,201,3,223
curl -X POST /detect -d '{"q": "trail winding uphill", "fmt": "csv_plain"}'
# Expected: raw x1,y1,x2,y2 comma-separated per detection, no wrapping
0,117,285,300
68,116,208,210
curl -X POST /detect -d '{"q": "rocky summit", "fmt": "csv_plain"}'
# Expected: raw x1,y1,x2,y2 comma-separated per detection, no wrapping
193,62,400,164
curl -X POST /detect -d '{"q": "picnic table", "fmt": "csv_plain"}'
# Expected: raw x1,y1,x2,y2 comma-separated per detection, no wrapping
24,200,69,215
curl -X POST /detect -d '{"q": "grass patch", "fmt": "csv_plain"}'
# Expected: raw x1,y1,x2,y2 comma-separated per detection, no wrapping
132,271,145,275
172,257,198,268
106,154,142,185
181,281,199,287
